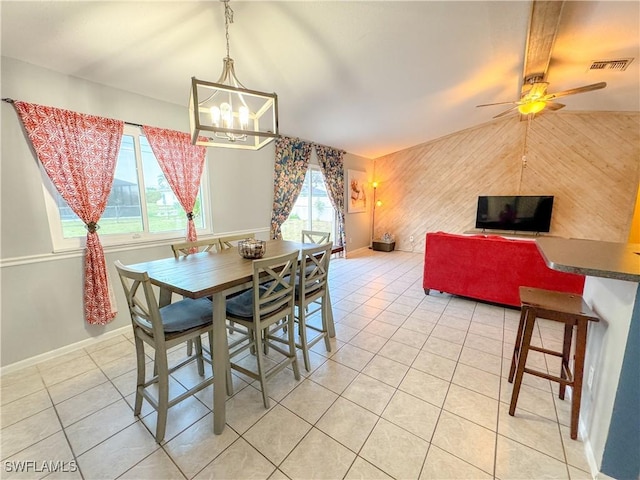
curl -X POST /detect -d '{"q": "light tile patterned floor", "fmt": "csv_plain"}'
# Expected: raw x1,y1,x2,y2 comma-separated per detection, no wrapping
0,250,594,479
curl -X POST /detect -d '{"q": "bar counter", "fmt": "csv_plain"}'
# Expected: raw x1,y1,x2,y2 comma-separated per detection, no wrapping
535,237,639,480
536,237,640,282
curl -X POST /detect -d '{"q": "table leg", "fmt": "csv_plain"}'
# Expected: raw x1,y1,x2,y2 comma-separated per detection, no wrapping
158,288,172,308
212,292,227,434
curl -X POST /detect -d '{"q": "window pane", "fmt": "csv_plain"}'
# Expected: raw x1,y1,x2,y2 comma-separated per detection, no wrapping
281,168,335,242
59,135,143,237
140,136,204,233
310,170,334,234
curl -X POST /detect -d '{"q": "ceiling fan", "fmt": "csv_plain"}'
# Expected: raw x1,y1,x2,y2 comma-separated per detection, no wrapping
477,76,607,119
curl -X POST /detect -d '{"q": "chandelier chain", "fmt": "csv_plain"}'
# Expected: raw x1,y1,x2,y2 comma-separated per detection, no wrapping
223,0,234,59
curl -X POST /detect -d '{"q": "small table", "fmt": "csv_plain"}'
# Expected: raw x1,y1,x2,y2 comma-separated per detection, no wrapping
127,239,308,434
372,240,395,252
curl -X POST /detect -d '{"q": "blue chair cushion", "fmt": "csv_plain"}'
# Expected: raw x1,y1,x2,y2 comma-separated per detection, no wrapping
159,297,213,333
226,289,256,318
226,286,269,319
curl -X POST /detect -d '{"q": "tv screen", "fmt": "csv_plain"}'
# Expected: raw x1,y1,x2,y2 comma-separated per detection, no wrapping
475,195,554,233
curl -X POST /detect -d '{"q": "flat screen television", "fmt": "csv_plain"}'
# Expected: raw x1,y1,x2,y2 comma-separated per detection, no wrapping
475,195,554,233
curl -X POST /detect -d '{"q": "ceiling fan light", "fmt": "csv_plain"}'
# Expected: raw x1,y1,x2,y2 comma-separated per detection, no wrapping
518,100,546,115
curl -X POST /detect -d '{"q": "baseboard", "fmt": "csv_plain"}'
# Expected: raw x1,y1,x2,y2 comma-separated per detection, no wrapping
579,417,601,480
345,246,371,258
0,326,130,376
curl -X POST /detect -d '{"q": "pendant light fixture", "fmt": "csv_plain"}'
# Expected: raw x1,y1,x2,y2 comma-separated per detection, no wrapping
189,0,278,149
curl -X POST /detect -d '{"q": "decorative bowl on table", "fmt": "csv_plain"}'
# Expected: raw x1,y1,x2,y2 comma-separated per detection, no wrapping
238,239,266,259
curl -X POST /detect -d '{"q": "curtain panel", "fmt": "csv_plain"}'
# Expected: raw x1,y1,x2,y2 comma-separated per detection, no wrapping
14,101,123,325
315,145,346,247
142,126,207,245
270,136,312,239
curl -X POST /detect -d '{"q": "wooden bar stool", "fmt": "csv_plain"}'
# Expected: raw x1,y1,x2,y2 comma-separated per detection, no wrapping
508,286,599,440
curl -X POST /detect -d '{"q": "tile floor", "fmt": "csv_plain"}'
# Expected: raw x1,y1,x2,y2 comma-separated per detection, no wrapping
0,250,596,479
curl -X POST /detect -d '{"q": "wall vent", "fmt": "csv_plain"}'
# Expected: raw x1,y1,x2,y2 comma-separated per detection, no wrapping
589,58,634,71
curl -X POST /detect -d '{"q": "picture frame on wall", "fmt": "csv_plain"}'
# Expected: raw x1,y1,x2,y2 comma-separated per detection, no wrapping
347,169,367,213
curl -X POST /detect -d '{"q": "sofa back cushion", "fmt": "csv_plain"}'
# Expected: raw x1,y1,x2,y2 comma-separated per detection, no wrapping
423,232,585,307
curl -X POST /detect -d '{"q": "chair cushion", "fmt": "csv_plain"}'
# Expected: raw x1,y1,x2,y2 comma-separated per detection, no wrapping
225,289,255,318
159,297,213,333
226,286,268,319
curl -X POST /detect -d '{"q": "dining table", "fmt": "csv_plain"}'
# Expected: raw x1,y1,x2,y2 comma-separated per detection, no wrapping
125,239,332,434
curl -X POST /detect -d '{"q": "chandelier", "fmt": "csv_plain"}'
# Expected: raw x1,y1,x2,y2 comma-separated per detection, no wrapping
189,0,278,149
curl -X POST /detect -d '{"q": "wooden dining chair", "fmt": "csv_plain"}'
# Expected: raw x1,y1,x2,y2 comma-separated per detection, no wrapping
295,242,333,371
218,232,256,250
301,230,331,244
171,238,221,259
170,237,223,354
114,260,232,443
225,250,301,408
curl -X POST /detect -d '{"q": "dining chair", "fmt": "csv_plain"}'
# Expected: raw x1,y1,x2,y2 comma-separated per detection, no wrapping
170,237,222,354
225,250,301,408
215,233,257,335
171,237,221,259
295,243,333,371
114,260,232,442
218,232,256,250
301,230,331,244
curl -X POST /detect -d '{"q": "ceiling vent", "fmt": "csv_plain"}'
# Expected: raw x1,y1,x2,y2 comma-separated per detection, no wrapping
589,58,634,72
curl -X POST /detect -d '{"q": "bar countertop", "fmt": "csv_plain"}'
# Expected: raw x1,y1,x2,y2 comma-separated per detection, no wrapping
536,237,640,283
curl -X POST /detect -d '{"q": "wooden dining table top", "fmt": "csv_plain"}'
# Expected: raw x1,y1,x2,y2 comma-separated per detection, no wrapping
127,239,307,298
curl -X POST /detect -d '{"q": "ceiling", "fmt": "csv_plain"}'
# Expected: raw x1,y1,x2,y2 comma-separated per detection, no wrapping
2,1,638,158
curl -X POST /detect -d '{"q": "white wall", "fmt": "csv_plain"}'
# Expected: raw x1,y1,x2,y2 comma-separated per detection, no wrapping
0,57,371,367
343,153,373,254
581,277,638,474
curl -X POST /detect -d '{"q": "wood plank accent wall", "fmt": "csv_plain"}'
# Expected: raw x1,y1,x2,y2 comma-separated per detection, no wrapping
373,112,640,253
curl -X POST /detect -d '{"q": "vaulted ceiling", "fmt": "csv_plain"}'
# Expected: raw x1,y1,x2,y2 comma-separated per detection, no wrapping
2,1,638,158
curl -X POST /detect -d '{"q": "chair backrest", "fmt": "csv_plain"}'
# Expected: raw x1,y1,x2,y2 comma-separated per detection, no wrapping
114,260,164,342
218,232,256,250
251,250,299,322
299,243,332,300
171,238,221,259
301,230,331,244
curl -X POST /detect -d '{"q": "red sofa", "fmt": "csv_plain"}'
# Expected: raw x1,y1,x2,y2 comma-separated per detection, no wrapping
423,232,585,307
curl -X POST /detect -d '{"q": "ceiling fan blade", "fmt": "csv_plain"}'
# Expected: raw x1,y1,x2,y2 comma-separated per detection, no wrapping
546,81,607,100
493,106,520,119
476,101,519,108
545,101,565,111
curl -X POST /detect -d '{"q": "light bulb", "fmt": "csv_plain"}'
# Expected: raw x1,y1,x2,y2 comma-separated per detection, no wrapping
376,200,383,207
210,106,221,126
372,181,378,189
239,106,249,129
220,102,232,128
518,100,546,115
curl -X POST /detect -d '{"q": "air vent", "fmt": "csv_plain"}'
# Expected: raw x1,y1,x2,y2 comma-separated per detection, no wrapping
589,58,634,71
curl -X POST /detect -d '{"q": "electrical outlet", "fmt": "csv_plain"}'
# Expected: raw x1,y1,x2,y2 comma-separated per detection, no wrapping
409,235,414,242
588,366,595,389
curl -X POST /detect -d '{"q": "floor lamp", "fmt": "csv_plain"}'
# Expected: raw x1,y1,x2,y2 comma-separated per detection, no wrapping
370,181,382,247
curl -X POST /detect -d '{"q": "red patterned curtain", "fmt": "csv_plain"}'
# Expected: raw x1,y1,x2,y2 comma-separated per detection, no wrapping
14,101,123,325
142,126,207,243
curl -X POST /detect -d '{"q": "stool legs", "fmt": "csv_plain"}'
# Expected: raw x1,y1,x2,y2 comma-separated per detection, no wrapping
569,322,588,440
559,323,573,400
508,306,590,440
509,306,528,382
509,309,536,417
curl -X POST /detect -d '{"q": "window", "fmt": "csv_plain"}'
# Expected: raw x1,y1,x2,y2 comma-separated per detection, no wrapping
43,125,211,250
281,166,336,242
